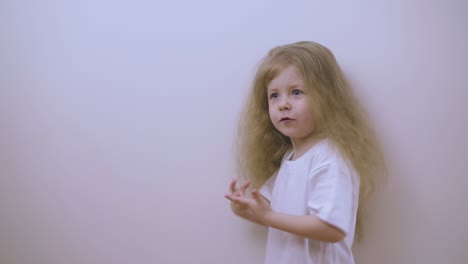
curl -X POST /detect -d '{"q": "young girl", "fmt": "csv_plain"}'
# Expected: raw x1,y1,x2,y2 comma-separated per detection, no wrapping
225,41,385,263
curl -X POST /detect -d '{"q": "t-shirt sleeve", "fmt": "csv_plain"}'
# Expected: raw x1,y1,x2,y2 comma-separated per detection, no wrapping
306,162,356,235
259,173,277,202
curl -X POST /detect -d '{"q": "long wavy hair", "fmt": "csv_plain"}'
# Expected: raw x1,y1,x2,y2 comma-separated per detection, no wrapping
236,41,386,241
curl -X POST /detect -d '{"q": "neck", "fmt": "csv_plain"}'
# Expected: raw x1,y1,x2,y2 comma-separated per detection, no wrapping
290,133,322,161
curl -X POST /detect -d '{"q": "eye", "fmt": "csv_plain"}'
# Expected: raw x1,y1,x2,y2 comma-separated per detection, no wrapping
292,89,302,95
269,93,279,99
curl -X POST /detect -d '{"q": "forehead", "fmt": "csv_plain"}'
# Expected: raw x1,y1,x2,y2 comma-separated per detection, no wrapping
266,66,304,91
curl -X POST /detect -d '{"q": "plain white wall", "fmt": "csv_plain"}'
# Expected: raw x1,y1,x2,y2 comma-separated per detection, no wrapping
1,0,466,263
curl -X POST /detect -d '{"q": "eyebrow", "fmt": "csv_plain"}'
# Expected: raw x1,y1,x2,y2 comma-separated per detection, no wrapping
267,84,302,92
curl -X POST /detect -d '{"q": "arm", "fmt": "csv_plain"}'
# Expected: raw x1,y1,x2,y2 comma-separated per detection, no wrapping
225,181,345,243
263,211,345,243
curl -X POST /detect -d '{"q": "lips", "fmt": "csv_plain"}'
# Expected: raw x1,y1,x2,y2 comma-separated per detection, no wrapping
280,117,294,122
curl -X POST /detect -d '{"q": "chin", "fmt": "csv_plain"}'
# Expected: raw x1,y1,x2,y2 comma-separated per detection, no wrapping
282,130,314,140
278,130,302,139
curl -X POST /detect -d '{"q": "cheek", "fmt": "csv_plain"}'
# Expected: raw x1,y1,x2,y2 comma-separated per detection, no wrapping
299,103,316,126
268,105,280,126
307,110,317,129
268,103,275,117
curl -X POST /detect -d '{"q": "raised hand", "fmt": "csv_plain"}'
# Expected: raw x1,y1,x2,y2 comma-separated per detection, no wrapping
229,179,251,198
225,179,272,226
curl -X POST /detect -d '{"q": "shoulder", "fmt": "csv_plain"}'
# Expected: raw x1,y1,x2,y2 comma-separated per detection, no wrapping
305,139,343,168
305,140,358,182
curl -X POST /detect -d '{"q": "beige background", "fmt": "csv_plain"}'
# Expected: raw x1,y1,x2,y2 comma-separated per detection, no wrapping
1,0,466,263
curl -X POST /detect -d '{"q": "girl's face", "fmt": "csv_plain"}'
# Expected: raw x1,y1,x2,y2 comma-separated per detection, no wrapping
266,65,316,141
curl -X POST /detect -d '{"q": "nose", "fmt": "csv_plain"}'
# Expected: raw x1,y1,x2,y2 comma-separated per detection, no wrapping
279,98,291,111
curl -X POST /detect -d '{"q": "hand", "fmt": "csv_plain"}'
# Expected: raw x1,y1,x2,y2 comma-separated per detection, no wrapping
225,179,272,226
225,179,251,217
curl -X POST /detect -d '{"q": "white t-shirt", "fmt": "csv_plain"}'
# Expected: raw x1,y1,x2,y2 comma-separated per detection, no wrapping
259,139,360,264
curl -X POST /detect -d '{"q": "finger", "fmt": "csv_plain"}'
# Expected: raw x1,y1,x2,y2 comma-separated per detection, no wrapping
229,179,237,193
225,194,240,203
251,189,260,199
225,194,240,202
224,194,240,203
251,190,268,203
225,194,233,201
237,180,251,196
226,194,250,205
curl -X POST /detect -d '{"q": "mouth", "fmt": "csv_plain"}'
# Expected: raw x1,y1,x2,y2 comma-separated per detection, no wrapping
280,117,294,122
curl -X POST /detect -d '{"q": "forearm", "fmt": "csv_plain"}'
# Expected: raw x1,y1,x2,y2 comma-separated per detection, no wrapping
262,212,345,243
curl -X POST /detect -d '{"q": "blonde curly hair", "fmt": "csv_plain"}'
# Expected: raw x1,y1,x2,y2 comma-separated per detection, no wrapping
236,41,386,241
